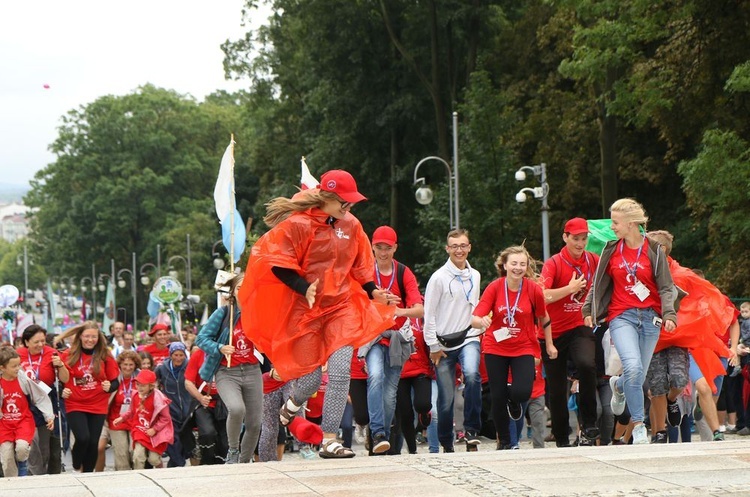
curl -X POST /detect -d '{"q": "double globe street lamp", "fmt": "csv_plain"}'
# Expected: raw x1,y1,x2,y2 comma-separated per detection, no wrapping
515,162,550,261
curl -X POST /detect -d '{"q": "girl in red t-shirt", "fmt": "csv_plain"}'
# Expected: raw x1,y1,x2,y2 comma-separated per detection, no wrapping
472,245,553,450
58,321,120,473
113,369,173,469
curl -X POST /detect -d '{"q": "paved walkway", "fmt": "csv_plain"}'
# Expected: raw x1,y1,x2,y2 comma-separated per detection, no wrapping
5,440,750,496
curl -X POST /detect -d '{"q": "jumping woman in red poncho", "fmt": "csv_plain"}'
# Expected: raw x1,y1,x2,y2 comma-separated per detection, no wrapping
238,170,394,458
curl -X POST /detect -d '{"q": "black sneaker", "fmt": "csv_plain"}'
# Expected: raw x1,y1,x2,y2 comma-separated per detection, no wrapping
507,399,523,421
496,442,512,450
465,430,481,446
651,430,668,444
666,398,682,427
443,445,455,453
372,433,391,454
582,426,600,443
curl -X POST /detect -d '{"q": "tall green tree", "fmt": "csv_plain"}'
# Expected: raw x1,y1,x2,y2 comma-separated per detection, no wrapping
25,85,247,326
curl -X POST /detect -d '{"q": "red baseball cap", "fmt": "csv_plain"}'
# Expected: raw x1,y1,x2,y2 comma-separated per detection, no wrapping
319,170,367,203
148,323,170,336
135,369,157,384
564,218,589,235
372,226,397,246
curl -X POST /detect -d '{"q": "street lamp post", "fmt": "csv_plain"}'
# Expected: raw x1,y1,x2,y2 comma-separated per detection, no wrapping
413,112,461,229
139,262,158,286
168,255,192,294
15,245,29,298
515,162,550,261
211,239,226,270
116,252,137,327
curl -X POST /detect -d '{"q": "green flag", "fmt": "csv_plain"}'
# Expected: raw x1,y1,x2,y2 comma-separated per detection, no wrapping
585,219,617,256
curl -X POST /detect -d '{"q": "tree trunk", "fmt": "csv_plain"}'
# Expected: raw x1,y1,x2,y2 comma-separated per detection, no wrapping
390,127,399,229
598,66,619,216
429,0,449,160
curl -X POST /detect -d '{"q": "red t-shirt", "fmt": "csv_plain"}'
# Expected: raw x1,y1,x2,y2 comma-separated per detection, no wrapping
108,375,136,430
350,350,368,380
185,348,219,408
475,277,547,357
142,343,170,368
400,327,434,379
0,376,35,443
607,240,661,321
540,249,599,338
62,351,120,414
221,319,258,366
18,345,59,387
373,260,422,346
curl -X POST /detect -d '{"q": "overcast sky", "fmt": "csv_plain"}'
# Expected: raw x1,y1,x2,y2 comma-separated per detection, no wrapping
0,1,268,187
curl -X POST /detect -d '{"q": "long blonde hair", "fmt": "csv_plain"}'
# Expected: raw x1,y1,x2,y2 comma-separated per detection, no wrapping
495,245,538,279
263,189,340,227
63,321,110,376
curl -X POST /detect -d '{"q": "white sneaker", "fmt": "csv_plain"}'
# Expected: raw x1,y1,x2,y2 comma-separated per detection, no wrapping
719,425,727,433
610,376,626,416
632,423,648,444
354,424,366,444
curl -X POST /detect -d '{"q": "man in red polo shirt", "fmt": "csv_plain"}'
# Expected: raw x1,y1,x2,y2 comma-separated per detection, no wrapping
540,218,600,447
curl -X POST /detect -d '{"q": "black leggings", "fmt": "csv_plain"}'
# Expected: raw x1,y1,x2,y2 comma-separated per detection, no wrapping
349,378,369,427
397,375,433,453
67,411,106,472
484,354,535,445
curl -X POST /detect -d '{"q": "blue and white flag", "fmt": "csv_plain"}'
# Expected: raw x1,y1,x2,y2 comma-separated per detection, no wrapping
102,281,116,336
214,140,246,264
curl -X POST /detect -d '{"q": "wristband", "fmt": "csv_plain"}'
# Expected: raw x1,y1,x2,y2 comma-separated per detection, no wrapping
542,320,551,329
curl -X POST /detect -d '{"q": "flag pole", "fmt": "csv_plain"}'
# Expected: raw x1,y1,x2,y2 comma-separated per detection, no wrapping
228,134,236,368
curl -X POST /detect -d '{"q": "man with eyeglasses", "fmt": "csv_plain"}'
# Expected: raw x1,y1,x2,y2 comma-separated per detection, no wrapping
423,228,482,452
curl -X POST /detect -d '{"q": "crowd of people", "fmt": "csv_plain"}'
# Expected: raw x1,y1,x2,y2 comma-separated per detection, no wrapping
0,171,747,476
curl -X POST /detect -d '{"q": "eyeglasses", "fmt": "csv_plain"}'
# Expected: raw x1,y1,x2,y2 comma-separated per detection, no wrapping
448,243,471,251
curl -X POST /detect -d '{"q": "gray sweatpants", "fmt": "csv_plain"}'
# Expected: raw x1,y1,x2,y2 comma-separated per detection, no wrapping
215,363,263,463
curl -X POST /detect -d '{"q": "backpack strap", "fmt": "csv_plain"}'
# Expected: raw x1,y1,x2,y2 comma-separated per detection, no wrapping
396,261,407,304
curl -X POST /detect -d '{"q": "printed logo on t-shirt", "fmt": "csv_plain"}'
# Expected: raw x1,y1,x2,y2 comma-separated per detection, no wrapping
619,260,646,296
3,392,23,421
334,227,350,240
22,365,37,381
233,327,253,360
74,363,96,390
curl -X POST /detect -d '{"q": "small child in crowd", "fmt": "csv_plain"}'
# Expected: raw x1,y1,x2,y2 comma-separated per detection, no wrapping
113,369,173,469
0,346,55,477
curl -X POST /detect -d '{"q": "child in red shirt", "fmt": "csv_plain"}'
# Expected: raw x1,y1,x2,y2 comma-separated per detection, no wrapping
0,346,54,477
113,369,173,469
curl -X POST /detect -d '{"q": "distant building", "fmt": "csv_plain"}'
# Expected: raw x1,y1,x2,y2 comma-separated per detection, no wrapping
0,203,30,242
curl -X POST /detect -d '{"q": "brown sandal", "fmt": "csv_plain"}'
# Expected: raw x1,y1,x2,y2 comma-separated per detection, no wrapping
279,399,301,426
318,440,355,459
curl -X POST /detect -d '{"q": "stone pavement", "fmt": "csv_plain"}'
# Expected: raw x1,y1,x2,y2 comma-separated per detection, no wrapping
4,440,750,496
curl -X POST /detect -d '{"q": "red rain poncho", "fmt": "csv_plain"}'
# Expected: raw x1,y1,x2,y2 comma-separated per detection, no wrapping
655,258,737,392
239,208,394,379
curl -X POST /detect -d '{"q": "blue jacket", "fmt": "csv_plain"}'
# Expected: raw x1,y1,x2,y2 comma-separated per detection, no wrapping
195,306,240,382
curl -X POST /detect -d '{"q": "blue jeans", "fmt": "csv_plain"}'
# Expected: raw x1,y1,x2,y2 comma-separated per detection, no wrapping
609,307,661,423
428,380,439,453
435,340,482,449
366,343,402,438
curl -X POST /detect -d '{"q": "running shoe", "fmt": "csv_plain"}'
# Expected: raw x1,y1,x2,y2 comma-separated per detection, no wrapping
609,376,626,416
632,423,649,444
666,398,682,427
465,430,481,446
651,430,668,444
